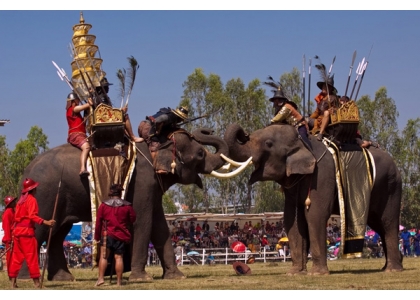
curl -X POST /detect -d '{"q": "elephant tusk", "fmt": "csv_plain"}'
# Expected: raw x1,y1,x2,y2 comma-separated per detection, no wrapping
220,153,253,167
210,156,252,178
220,163,232,171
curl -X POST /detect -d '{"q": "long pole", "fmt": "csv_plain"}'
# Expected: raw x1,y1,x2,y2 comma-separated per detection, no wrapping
307,58,311,116
344,50,357,98
349,57,365,100
302,54,306,117
328,55,336,76
40,166,63,289
354,44,374,101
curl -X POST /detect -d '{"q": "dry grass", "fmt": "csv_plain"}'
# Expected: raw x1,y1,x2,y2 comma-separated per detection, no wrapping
1,257,419,290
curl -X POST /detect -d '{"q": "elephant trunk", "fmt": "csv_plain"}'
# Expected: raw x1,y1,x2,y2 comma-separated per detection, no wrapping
224,123,252,162
192,128,229,173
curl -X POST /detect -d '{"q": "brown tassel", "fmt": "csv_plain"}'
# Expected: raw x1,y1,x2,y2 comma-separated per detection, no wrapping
305,196,311,210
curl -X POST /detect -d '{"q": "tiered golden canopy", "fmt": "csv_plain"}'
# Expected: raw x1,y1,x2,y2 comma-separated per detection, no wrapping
70,12,106,100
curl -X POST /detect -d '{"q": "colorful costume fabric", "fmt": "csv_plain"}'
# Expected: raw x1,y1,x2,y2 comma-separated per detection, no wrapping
8,194,44,279
309,93,338,135
94,198,136,244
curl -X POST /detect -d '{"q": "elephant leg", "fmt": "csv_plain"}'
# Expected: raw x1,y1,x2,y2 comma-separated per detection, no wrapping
151,209,185,280
47,223,75,281
305,197,331,275
129,191,154,282
284,190,309,275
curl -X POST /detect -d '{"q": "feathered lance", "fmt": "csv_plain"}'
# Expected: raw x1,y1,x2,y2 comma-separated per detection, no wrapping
124,56,139,107
344,50,357,98
116,68,126,108
315,62,330,105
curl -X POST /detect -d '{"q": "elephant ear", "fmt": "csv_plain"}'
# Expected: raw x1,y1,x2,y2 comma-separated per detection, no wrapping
286,146,316,176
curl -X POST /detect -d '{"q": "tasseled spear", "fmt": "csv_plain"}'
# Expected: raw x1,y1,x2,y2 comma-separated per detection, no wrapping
116,68,126,108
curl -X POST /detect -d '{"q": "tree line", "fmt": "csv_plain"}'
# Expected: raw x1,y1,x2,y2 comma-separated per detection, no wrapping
1,68,419,228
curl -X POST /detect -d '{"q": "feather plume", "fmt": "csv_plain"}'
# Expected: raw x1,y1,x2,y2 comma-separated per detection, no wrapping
263,75,281,90
125,55,139,106
315,63,328,82
116,68,126,108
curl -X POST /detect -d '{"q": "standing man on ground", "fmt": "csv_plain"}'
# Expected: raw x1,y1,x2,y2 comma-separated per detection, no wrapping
94,183,136,287
2,196,17,281
8,178,56,289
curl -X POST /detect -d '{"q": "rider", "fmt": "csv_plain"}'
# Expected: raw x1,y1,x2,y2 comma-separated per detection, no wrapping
138,106,189,152
269,88,312,149
308,75,339,141
66,92,93,177
90,77,143,143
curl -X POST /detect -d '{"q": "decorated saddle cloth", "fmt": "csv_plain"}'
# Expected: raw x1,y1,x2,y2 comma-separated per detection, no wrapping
85,139,137,267
323,139,375,258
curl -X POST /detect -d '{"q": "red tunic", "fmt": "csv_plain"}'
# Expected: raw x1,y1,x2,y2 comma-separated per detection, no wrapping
2,207,15,270
66,106,86,135
8,194,44,279
66,106,88,148
94,199,136,244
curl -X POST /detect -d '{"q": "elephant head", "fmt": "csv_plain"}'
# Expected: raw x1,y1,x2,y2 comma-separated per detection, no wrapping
156,128,250,190
224,123,316,185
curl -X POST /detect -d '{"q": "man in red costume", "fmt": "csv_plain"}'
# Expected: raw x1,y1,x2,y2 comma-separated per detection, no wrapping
308,75,339,140
8,178,56,289
2,195,17,280
94,183,136,287
66,92,93,177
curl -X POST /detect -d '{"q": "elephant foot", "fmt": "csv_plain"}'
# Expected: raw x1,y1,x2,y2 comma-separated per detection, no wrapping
382,263,403,272
48,269,75,281
129,270,154,282
286,266,307,276
162,268,186,280
308,264,330,275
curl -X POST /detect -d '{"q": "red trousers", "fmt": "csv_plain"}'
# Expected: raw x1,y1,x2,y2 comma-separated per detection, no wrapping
8,236,40,279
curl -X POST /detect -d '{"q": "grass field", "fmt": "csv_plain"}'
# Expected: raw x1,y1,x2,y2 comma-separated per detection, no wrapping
1,256,419,290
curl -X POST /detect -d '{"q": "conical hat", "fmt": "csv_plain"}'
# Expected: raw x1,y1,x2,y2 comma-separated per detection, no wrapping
171,106,189,120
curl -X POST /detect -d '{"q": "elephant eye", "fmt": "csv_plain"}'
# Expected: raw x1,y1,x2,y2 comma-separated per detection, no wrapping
197,148,205,159
265,140,273,148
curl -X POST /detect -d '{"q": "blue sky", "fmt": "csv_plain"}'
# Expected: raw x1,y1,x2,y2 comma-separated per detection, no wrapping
1,8,419,149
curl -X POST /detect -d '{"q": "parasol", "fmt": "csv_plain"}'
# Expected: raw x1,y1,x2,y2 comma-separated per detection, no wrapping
187,251,200,256
279,237,289,242
231,241,246,253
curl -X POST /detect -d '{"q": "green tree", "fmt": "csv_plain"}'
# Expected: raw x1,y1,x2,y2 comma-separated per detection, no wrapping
357,87,399,155
393,118,420,227
162,190,178,214
7,126,49,196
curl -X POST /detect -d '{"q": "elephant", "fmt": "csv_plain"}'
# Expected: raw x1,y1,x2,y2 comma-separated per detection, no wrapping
224,123,403,275
21,128,237,281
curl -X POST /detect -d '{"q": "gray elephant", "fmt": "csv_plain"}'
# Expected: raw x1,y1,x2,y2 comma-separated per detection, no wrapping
22,128,234,281
224,123,403,275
